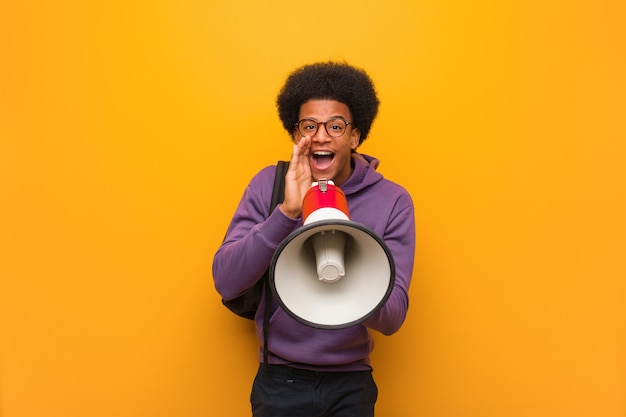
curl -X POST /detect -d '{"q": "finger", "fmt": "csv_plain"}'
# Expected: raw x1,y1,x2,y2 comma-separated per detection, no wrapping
298,136,311,159
291,137,308,163
298,135,310,149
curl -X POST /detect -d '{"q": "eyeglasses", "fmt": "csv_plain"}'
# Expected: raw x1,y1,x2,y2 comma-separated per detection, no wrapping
295,117,352,138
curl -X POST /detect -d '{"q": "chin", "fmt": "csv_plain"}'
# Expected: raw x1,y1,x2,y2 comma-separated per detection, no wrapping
312,171,332,182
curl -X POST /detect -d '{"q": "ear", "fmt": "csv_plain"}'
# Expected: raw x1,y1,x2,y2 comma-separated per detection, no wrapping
350,128,361,150
292,129,299,143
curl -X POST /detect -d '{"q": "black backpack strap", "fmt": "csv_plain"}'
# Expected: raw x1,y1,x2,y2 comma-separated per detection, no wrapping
270,160,288,213
263,160,289,366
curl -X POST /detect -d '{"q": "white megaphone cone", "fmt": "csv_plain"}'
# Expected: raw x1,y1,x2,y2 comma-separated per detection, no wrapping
269,179,395,329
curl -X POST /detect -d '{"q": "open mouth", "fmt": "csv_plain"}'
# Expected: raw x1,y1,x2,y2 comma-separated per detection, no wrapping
312,151,335,171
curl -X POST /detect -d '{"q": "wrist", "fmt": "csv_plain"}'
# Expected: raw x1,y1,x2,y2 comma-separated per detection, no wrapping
278,204,301,219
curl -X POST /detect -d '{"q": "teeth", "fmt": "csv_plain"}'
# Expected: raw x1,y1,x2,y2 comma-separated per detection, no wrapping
314,151,333,156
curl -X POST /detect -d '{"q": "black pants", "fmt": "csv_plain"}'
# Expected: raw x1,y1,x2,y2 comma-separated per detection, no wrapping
251,364,378,417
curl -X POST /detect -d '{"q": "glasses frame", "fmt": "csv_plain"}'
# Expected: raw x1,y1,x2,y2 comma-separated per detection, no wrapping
295,117,352,138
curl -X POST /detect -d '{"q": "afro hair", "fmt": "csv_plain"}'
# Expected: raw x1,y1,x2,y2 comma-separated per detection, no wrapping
276,61,379,145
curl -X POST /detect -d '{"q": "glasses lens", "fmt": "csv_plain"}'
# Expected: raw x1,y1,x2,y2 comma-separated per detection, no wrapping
298,120,318,136
325,119,347,137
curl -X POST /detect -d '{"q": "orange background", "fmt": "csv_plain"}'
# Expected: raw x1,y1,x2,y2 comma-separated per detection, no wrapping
1,1,625,416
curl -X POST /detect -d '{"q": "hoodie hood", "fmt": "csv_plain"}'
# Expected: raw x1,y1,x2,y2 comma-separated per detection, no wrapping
339,153,384,195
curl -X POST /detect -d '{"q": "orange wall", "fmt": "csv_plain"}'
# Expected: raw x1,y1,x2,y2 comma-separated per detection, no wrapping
1,1,625,416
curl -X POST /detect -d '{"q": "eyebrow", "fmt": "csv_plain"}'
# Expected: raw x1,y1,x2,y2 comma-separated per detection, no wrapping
298,116,348,121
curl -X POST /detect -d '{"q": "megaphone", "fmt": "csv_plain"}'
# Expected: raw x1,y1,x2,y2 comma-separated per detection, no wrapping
269,179,395,329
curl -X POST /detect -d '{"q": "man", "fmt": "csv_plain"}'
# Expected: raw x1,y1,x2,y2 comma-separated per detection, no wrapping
213,61,415,416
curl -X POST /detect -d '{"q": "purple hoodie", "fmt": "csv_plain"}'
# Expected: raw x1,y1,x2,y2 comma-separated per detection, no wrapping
213,153,415,371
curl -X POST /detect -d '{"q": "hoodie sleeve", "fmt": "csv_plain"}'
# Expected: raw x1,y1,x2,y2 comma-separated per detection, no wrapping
212,167,300,300
363,191,416,335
